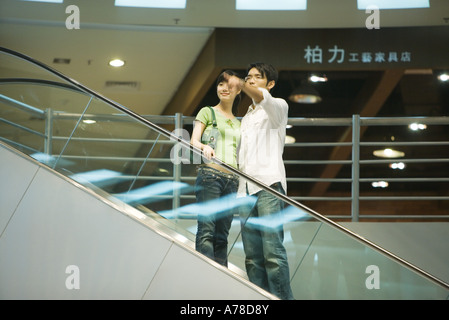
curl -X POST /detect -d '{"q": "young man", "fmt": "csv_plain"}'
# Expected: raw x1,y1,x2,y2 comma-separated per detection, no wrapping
225,62,294,300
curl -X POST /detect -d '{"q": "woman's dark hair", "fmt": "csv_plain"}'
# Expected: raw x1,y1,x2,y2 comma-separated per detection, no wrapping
216,69,242,116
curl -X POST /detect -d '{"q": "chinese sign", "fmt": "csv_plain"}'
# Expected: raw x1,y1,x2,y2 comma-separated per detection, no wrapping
216,26,449,71
304,45,412,65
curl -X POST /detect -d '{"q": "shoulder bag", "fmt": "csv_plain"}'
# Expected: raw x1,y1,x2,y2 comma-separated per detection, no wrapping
189,107,220,164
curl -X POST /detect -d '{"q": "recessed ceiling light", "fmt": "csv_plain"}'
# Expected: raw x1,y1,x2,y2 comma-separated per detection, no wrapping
21,0,63,3
109,59,125,67
309,74,328,82
115,0,186,9
357,0,429,10
373,148,405,158
285,135,296,144
236,0,307,10
372,181,389,188
409,123,427,131
438,73,449,82
389,162,406,170
289,83,322,104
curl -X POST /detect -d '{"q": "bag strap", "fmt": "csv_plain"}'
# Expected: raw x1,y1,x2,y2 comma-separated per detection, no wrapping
208,106,217,128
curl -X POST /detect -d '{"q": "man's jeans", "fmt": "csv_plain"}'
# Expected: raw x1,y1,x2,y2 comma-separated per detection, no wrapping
195,166,238,267
240,182,294,300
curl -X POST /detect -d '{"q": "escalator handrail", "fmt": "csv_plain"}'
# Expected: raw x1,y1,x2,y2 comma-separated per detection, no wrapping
1,46,448,291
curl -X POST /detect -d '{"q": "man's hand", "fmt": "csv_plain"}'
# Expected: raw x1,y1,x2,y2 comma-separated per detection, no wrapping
223,73,245,92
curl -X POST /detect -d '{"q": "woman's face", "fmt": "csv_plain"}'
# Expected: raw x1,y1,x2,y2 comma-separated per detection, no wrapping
217,78,240,102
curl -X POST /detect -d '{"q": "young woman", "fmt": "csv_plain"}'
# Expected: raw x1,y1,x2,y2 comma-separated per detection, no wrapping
190,70,241,267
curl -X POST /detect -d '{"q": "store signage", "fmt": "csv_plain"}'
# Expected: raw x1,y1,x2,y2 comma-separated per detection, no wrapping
303,45,412,65
217,26,449,70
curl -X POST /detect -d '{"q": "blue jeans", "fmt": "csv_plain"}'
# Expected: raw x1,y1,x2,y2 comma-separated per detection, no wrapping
195,166,239,267
240,182,294,300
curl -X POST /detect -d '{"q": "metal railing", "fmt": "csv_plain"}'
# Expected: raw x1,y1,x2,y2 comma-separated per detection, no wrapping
285,115,449,221
1,90,448,222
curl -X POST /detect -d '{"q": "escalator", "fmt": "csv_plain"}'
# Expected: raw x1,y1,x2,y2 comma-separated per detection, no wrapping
1,47,448,299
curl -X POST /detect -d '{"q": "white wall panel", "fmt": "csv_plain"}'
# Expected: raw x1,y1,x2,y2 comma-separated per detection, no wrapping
0,144,271,300
0,146,38,233
0,166,173,299
143,243,272,300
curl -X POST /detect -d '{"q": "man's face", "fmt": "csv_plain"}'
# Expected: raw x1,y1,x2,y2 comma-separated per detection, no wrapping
245,67,274,91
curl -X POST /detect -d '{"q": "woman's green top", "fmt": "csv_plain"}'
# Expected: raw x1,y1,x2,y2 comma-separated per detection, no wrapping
195,106,241,169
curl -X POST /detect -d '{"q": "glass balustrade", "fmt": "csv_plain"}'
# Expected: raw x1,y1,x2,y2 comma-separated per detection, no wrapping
1,47,448,299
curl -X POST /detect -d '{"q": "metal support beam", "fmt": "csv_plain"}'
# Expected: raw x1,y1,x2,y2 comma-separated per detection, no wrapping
351,114,360,222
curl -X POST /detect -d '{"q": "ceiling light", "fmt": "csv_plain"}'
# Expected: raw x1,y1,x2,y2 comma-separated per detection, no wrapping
21,0,63,3
157,168,169,174
115,0,186,8
373,148,405,158
357,0,429,10
82,119,96,124
109,59,125,67
389,162,406,170
409,123,427,131
372,181,389,188
309,73,328,82
236,0,307,10
285,135,296,144
289,82,321,104
438,73,449,82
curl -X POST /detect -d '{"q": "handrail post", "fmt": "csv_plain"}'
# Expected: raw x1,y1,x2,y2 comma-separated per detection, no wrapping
172,112,183,210
44,108,53,155
351,114,360,222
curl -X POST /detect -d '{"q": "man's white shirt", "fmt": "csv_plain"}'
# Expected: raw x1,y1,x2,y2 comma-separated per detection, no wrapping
237,87,288,197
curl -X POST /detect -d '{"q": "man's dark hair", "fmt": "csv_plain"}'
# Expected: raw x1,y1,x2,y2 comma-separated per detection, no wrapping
247,62,278,85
